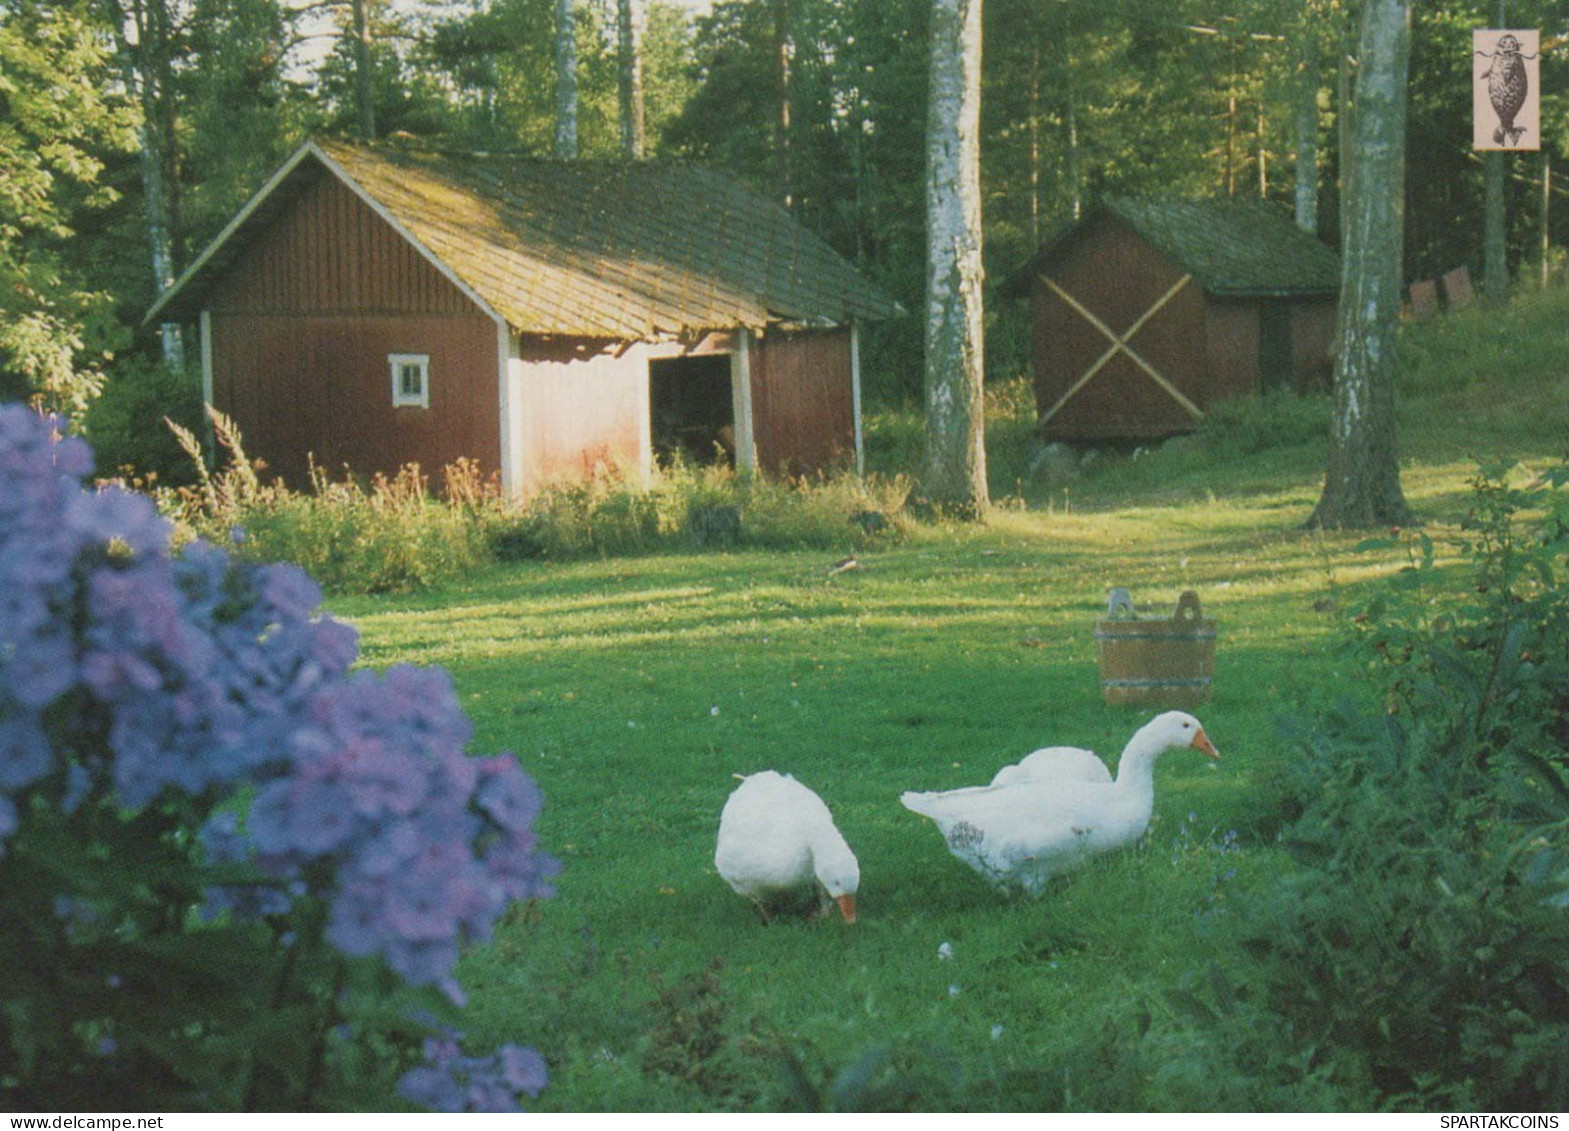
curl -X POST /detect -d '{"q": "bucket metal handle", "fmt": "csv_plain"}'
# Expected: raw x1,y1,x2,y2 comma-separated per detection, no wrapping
1105,587,1136,620
1173,590,1204,623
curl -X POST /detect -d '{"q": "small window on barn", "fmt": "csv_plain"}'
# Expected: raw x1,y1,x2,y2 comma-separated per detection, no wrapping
390,353,430,409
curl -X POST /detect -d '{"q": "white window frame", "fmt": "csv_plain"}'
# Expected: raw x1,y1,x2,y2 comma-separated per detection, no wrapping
390,352,431,409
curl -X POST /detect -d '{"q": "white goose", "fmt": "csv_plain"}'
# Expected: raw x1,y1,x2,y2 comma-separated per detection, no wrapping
715,771,860,923
900,711,1219,897
989,744,1113,788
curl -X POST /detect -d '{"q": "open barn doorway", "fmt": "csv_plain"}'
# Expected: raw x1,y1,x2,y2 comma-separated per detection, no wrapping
650,355,735,469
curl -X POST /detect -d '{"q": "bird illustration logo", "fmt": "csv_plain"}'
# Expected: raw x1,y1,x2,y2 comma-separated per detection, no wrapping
1476,32,1538,147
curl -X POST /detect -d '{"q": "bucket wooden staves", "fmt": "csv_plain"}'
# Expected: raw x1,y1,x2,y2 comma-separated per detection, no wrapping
1094,588,1215,708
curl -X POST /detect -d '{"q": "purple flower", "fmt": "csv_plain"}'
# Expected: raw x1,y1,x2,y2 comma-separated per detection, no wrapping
475,757,543,832
248,778,357,857
65,485,171,558
0,794,18,851
397,1065,466,1112
6,627,77,709
497,1044,549,1097
0,403,556,1100
0,714,52,791
396,1031,546,1113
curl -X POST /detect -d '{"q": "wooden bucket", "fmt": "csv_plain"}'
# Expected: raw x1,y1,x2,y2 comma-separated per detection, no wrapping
1094,589,1215,708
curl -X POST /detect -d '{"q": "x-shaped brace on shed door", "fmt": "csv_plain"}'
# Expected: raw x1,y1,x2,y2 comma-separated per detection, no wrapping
1036,272,1204,426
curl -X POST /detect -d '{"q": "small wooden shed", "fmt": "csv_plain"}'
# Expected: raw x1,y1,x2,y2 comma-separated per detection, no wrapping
1003,198,1341,443
146,140,901,497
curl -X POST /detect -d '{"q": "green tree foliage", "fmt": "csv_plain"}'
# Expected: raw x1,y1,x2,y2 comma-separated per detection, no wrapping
181,0,315,242
417,0,694,156
1404,0,1568,288
0,0,137,413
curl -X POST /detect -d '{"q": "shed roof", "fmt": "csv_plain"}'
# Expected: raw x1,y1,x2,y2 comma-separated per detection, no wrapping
147,139,901,338
1005,197,1341,299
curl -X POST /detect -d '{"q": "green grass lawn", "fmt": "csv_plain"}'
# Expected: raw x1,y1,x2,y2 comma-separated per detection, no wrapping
326,290,1569,1111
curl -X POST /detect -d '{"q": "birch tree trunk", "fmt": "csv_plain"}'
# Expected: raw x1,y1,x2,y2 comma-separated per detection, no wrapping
1294,37,1318,232
921,0,987,516
617,0,644,159
1309,0,1412,530
555,0,578,159
111,0,184,368
350,0,376,140
774,0,793,208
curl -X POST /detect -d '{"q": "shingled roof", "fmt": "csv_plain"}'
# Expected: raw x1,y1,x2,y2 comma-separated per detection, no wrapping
1005,197,1341,298
147,139,901,337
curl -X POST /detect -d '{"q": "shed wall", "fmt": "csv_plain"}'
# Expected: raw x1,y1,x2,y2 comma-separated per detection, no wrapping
1031,217,1209,441
207,173,500,487
1290,297,1336,389
1203,300,1263,402
749,328,857,475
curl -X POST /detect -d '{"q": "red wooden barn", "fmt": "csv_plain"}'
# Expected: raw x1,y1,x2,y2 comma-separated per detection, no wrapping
1002,198,1341,443
146,139,901,496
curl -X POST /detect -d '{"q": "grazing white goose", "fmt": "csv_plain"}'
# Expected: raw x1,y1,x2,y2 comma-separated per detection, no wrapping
715,771,860,923
900,711,1219,897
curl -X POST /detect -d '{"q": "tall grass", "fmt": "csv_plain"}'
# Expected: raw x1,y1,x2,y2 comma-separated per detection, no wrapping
160,411,915,593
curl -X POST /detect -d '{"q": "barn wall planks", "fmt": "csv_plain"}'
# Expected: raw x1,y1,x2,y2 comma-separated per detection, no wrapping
210,313,500,489
210,174,475,316
1033,218,1208,441
749,328,857,476
207,174,499,488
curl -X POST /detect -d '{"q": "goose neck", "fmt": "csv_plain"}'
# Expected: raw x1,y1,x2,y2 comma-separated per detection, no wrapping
1112,730,1165,790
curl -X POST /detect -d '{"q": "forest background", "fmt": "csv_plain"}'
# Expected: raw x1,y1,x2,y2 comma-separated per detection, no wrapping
2,0,1566,473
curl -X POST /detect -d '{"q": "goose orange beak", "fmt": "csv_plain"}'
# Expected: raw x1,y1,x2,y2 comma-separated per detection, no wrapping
836,894,857,924
1191,728,1219,759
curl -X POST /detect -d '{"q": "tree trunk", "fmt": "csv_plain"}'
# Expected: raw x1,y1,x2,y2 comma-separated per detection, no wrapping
1028,45,1040,246
1484,150,1508,302
617,0,645,159
1061,4,1080,221
1541,152,1552,288
1294,36,1318,232
1337,40,1354,259
350,0,376,141
921,0,987,516
555,0,578,158
1257,103,1267,198
112,0,184,368
1309,0,1412,530
1483,0,1508,304
774,0,793,208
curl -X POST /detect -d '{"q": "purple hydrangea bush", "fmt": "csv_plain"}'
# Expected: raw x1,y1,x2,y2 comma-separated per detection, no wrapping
0,406,556,1111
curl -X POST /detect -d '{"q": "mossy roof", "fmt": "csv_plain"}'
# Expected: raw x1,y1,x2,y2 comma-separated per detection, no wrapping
148,140,901,338
1005,197,1342,299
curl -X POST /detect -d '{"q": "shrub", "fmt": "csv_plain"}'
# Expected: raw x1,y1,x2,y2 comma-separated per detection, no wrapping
82,354,205,489
490,462,913,561
1204,459,1569,1110
0,405,557,1110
